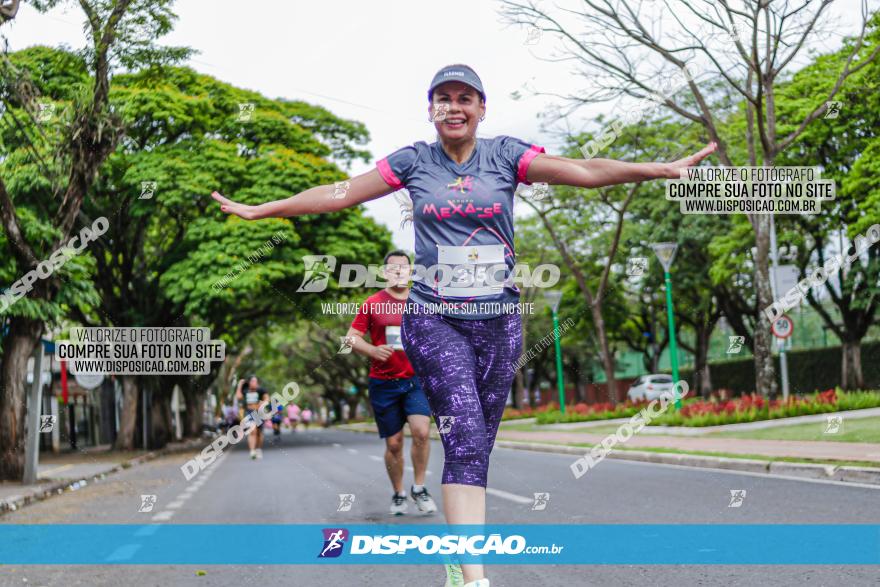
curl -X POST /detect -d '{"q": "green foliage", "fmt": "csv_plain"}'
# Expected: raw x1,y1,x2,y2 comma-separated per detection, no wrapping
676,340,880,395
74,63,387,350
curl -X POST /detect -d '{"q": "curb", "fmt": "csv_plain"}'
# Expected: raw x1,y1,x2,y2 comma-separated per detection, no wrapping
494,439,880,486
0,436,211,516
336,426,880,487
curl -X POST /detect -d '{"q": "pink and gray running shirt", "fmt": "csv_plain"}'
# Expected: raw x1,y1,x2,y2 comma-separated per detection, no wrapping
377,136,544,319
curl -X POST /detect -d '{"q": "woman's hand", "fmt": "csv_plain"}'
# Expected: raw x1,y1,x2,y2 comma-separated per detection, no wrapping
663,142,717,179
212,191,257,220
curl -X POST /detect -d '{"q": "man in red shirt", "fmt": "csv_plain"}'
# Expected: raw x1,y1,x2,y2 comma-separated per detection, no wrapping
346,250,437,516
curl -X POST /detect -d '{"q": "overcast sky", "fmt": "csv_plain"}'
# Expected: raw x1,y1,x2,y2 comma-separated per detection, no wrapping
4,0,872,250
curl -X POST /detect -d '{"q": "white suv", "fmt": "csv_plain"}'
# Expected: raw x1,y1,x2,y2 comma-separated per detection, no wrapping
627,374,674,402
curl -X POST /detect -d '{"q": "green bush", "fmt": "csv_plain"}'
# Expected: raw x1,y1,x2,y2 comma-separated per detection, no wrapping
677,341,880,394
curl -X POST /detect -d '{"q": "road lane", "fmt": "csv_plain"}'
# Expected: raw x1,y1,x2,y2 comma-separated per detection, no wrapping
1,428,878,586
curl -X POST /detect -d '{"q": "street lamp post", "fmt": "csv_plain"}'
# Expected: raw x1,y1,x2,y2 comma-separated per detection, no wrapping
544,290,566,414
651,243,682,409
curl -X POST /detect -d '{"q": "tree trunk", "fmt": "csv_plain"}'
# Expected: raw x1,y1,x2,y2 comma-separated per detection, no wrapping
568,357,584,403
753,215,778,397
592,305,617,405
0,317,42,480
345,395,360,422
330,396,343,423
841,341,864,390
513,369,525,409
183,385,205,438
149,382,171,450
695,325,713,398
114,375,139,450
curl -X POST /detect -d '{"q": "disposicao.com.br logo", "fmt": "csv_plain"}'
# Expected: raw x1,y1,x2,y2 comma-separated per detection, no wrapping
318,528,562,559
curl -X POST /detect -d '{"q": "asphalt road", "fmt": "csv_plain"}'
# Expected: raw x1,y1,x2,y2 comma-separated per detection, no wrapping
1,428,878,586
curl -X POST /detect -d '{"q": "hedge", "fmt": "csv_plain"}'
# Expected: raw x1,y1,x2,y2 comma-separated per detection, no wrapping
677,339,880,395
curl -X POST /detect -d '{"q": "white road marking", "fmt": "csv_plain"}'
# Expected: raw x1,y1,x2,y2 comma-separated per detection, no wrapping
492,446,880,490
166,501,185,509
486,488,533,504
613,458,880,490
347,448,358,454
151,510,174,521
133,525,159,537
369,455,382,462
105,544,141,561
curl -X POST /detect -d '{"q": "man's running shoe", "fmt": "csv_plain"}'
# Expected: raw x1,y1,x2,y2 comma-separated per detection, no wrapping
411,486,438,513
250,449,257,459
443,563,464,587
255,448,263,459
463,580,489,587
390,492,408,515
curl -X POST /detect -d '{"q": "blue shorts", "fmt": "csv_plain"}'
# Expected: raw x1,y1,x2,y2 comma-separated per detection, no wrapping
368,376,432,438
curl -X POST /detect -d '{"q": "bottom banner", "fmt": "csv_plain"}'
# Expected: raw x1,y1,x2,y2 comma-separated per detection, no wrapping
0,524,878,564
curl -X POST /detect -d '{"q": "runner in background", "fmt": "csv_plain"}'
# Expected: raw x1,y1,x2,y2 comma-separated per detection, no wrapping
301,406,312,429
236,375,268,459
287,401,300,432
345,250,438,516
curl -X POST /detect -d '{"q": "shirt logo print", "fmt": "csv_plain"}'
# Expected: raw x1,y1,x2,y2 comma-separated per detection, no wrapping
446,176,474,194
421,201,503,221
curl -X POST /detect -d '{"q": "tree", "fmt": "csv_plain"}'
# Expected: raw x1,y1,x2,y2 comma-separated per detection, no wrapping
774,15,880,389
0,0,187,479
501,0,880,398
75,63,379,449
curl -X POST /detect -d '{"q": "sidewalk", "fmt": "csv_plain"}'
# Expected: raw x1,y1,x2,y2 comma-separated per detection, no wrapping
495,429,880,463
337,419,880,486
0,437,208,515
540,406,880,435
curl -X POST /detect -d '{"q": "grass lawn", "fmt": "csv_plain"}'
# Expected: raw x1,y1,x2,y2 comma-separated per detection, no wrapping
498,438,880,469
709,416,880,443
498,423,542,432
501,422,632,434
547,417,880,443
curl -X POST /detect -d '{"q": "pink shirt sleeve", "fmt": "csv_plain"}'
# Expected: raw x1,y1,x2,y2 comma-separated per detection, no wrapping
517,145,546,185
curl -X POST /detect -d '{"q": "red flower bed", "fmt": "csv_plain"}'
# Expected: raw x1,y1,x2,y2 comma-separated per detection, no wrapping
503,402,559,419
678,388,837,419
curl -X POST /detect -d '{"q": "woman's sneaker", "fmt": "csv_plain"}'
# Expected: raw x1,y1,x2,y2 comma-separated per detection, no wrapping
463,580,489,587
250,449,257,459
410,485,438,513
390,492,408,515
443,563,464,587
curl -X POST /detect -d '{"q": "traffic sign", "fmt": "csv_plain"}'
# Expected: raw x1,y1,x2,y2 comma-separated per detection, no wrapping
771,315,794,339
74,372,105,390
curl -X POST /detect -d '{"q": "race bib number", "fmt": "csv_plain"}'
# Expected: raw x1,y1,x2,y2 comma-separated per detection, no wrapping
245,392,259,405
436,244,506,298
385,326,404,350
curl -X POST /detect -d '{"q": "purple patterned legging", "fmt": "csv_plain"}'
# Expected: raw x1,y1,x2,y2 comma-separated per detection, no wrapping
401,305,523,488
